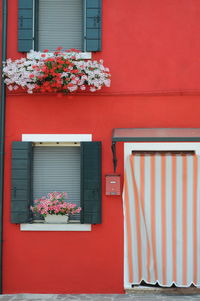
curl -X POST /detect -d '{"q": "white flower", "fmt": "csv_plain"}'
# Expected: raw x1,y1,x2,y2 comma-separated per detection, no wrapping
104,79,111,87
68,85,78,92
3,50,111,94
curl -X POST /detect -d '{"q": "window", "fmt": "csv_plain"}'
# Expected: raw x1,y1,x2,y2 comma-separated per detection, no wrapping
33,144,81,221
37,0,83,51
18,0,102,53
11,138,102,225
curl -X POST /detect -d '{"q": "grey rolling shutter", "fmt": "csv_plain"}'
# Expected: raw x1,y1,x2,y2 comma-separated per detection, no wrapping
85,0,102,52
38,0,83,51
33,146,81,220
81,142,102,224
18,0,33,52
11,142,32,223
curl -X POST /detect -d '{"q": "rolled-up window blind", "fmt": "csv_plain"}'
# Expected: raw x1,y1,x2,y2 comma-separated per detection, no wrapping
38,0,83,51
33,146,80,220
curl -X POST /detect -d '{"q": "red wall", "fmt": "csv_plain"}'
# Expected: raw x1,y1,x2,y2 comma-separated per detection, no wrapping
7,0,200,93
3,0,200,294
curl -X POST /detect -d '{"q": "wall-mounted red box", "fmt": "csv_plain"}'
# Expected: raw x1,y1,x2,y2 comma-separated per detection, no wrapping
105,174,121,195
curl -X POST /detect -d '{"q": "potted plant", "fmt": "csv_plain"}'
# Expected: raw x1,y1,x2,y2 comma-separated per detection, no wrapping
3,48,111,94
31,191,81,223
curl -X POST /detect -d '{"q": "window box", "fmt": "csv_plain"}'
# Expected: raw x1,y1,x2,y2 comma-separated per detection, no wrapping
3,49,111,94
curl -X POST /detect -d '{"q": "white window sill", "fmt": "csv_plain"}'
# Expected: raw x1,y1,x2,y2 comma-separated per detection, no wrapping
27,51,92,60
20,223,92,231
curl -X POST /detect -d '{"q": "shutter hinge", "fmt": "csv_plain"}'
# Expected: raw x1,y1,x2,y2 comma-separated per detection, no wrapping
95,15,101,23
19,16,24,27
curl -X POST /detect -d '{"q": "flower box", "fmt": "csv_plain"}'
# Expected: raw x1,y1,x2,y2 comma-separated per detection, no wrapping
44,214,69,224
31,192,81,223
3,48,111,95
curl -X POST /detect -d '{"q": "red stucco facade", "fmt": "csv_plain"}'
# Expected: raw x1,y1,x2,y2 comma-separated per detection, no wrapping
2,0,200,294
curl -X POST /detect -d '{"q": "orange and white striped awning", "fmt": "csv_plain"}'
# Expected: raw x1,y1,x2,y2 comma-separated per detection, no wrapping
123,152,200,288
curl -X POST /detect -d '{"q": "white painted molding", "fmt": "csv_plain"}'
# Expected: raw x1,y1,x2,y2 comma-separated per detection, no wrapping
22,134,92,142
78,52,92,59
20,224,92,231
27,51,92,60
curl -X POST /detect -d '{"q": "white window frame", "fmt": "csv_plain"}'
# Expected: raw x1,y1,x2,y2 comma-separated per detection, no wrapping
20,134,92,232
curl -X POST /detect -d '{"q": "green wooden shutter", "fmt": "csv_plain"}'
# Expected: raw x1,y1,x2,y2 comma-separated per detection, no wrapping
18,0,33,52
85,0,102,52
81,142,102,224
11,142,32,223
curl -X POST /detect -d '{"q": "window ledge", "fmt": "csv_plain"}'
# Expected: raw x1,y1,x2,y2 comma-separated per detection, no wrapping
22,134,92,142
27,51,92,60
20,223,92,231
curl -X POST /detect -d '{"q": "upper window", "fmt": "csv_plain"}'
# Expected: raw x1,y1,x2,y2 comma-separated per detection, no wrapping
18,0,102,53
37,0,83,51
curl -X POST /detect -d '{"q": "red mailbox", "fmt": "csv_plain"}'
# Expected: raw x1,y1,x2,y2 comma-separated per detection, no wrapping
105,174,121,195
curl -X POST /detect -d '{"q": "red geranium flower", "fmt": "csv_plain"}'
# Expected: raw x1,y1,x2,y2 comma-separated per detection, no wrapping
56,46,63,51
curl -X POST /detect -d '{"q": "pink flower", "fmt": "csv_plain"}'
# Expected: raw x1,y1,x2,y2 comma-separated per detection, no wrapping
31,192,81,217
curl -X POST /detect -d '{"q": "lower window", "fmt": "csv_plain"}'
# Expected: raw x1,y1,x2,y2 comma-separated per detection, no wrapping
11,140,102,225
33,144,81,221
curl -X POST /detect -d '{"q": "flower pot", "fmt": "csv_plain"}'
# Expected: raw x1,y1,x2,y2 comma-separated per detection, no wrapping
44,214,69,224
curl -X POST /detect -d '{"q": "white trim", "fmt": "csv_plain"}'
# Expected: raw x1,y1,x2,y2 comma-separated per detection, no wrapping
79,52,92,59
22,134,92,142
27,51,92,60
124,142,200,162
20,224,92,231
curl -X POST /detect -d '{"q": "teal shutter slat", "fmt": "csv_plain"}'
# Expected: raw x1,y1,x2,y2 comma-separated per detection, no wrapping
11,142,32,223
85,0,102,52
18,0,33,52
80,142,102,224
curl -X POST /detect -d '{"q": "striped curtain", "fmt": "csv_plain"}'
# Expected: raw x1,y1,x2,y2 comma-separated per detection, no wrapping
123,153,200,288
